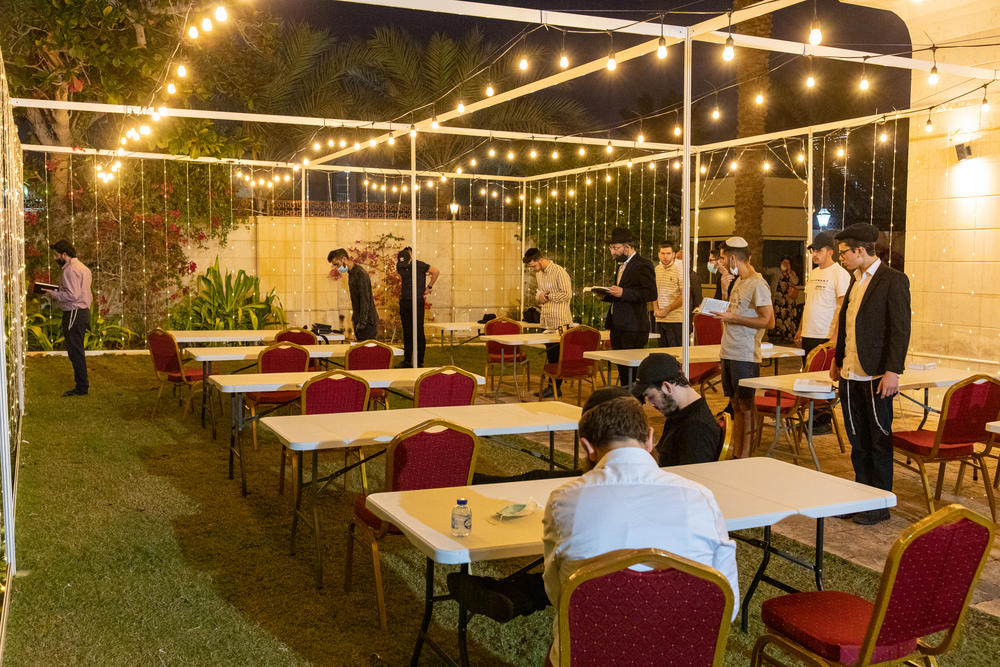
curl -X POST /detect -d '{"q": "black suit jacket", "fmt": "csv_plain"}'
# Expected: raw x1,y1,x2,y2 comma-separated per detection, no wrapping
835,262,911,376
603,252,657,332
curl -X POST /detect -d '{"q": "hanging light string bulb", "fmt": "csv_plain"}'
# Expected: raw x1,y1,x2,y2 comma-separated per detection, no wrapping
606,32,617,71
657,15,668,59
518,36,529,71
808,0,822,46
859,56,870,91
925,107,934,133
982,84,991,113
722,12,735,62
928,46,939,85
806,55,816,88
711,90,721,120
559,30,570,68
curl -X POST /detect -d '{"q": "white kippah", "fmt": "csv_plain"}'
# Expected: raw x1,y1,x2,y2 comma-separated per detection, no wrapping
725,236,748,249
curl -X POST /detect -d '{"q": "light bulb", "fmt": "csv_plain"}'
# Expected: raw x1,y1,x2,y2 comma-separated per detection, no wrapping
605,141,613,154
925,118,933,133
158,105,167,117
369,138,377,147
730,160,738,171
534,197,541,204
201,18,213,32
214,6,228,22
657,37,667,59
519,56,528,71
700,165,707,174
166,82,176,94
928,66,938,86
353,141,360,150
578,147,586,156
763,162,771,171
836,147,845,157
327,139,334,147
470,158,477,166
755,92,764,105
860,76,869,91
559,54,569,68
486,83,494,97
605,174,612,182
488,147,496,157
313,142,320,150
673,125,682,137
431,116,439,129
808,22,822,46
606,53,617,70
722,36,735,62
283,174,290,182
188,25,199,39
303,157,309,165
177,64,187,78
339,139,347,148
649,162,656,170
983,99,991,113
585,177,592,185
409,124,416,137
551,150,559,159
672,161,680,170
507,151,514,160
879,132,888,142
567,189,574,197
151,112,160,122
637,133,645,144
139,125,151,135
529,149,537,159
626,160,633,168
711,107,720,120
796,153,805,162
457,102,465,114
456,166,463,174
806,75,816,88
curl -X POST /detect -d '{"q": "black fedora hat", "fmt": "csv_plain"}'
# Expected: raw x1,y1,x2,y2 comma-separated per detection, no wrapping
608,227,634,245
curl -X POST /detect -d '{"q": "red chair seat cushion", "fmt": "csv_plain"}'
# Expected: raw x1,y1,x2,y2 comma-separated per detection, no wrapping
167,369,204,383
353,494,400,534
247,390,300,404
689,362,719,384
370,388,387,399
488,352,526,363
893,430,975,458
754,392,798,414
544,360,594,378
762,591,918,664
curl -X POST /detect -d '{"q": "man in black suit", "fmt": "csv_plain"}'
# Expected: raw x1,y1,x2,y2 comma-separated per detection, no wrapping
603,227,657,385
831,223,910,525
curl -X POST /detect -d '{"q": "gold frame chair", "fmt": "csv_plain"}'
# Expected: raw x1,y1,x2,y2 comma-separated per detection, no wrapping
413,365,479,407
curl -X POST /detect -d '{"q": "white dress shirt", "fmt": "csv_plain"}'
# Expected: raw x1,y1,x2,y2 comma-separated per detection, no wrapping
542,447,739,664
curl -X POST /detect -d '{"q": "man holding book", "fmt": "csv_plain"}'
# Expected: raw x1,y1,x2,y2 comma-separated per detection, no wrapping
42,240,93,396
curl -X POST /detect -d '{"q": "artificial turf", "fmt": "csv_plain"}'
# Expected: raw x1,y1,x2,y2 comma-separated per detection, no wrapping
6,349,999,665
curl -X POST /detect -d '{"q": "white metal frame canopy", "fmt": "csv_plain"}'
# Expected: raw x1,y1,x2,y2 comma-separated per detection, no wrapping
13,0,999,370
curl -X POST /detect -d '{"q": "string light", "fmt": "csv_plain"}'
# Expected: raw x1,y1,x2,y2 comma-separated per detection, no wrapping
982,86,991,113
605,174,612,182
488,147,496,157
470,158,477,166
796,152,806,162
313,141,320,150
808,2,822,45
327,138,335,147
806,74,816,88
672,160,680,169
606,51,617,71
486,83,495,97
762,161,771,171
201,17,213,32
388,135,396,145
214,6,228,22
551,150,559,159
925,110,933,133
859,58,869,91
176,65,188,78
722,12,735,61
729,160,738,171
605,140,613,154
711,106,720,120
928,47,939,85
188,25,199,39
457,102,465,114
755,92,764,105
836,146,845,158
431,116,439,129
673,124,682,137
369,138,376,147
530,148,538,159
166,82,177,94
879,130,888,143
409,124,417,138
507,150,515,160
339,138,347,148
559,31,569,68
578,146,586,156
637,132,645,143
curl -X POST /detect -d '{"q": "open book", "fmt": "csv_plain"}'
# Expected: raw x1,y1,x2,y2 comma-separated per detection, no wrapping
583,286,613,295
696,297,729,316
32,281,57,295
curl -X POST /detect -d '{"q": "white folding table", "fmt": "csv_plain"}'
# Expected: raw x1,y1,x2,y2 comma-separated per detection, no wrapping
211,368,486,497
584,343,805,385
428,321,545,364
261,401,582,586
989,421,1000,435
185,343,402,431
366,457,895,666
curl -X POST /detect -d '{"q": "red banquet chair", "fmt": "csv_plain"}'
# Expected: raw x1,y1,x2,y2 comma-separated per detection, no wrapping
483,317,530,400
893,375,1000,523
690,314,723,394
275,327,320,370
277,370,371,496
147,328,207,417
538,326,601,406
345,339,394,409
751,504,995,667
413,366,479,407
557,547,734,667
717,412,734,461
344,420,478,629
244,341,310,450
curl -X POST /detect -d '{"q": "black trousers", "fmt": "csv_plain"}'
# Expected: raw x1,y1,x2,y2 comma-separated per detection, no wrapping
62,308,90,392
801,336,829,358
656,322,684,348
354,323,378,342
544,342,563,391
399,300,426,367
609,328,649,385
840,378,894,492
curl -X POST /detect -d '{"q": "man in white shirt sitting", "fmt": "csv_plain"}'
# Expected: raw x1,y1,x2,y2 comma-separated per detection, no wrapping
542,394,739,665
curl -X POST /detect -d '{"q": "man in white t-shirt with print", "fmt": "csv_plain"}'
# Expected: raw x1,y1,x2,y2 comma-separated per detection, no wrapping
714,237,774,459
795,231,851,357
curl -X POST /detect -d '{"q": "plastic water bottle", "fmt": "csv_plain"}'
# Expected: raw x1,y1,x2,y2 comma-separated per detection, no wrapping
451,498,471,537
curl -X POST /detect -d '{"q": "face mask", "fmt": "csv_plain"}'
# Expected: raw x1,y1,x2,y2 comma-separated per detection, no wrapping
56,258,66,267
337,265,348,274
730,266,739,276
707,261,718,275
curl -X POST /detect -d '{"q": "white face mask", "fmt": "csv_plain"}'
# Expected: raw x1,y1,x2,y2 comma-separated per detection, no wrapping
707,261,718,275
730,266,739,276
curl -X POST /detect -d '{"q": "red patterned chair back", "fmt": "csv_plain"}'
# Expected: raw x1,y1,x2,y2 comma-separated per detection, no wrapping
414,367,478,407
346,340,394,371
148,328,182,374
276,327,318,346
485,317,522,357
936,376,1000,446
693,314,723,345
805,342,836,372
257,341,310,374
554,326,600,376
301,371,370,415
559,548,733,667
859,505,993,662
386,420,478,492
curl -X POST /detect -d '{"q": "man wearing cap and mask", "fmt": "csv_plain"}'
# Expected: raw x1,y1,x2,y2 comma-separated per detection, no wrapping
795,231,851,358
832,223,910,525
395,247,439,368
602,227,657,385
41,240,93,396
328,248,379,342
714,236,774,459
632,353,722,466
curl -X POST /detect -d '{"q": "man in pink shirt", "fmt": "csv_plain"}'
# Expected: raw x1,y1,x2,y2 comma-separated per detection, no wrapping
43,240,93,396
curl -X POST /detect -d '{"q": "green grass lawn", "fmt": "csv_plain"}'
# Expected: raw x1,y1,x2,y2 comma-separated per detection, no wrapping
6,350,999,665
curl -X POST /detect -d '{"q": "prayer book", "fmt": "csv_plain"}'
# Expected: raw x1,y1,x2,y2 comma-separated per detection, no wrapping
793,378,834,393
697,297,729,316
32,282,57,294
583,286,612,295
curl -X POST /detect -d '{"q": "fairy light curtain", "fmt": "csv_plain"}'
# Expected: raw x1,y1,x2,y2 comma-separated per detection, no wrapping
0,45,26,591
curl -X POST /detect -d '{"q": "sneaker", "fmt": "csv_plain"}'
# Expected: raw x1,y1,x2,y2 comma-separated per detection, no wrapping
63,388,87,397
852,509,891,525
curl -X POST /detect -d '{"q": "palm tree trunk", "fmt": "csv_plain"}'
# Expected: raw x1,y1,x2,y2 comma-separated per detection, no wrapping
733,0,773,268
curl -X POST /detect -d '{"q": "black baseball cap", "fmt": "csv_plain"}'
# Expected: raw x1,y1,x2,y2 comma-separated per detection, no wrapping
807,231,836,251
630,353,686,400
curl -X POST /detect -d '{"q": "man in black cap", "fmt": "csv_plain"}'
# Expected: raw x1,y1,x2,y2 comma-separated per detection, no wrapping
602,227,657,385
632,353,722,466
795,231,851,358
832,222,910,525
41,240,93,396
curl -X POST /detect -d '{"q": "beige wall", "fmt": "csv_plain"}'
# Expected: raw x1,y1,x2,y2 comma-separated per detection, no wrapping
186,216,522,333
694,175,809,239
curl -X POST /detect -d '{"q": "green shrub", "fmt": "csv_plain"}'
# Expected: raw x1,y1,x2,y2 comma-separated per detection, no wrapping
167,258,285,330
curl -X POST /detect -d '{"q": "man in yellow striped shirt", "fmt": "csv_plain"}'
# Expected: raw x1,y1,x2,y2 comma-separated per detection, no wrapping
524,248,574,398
